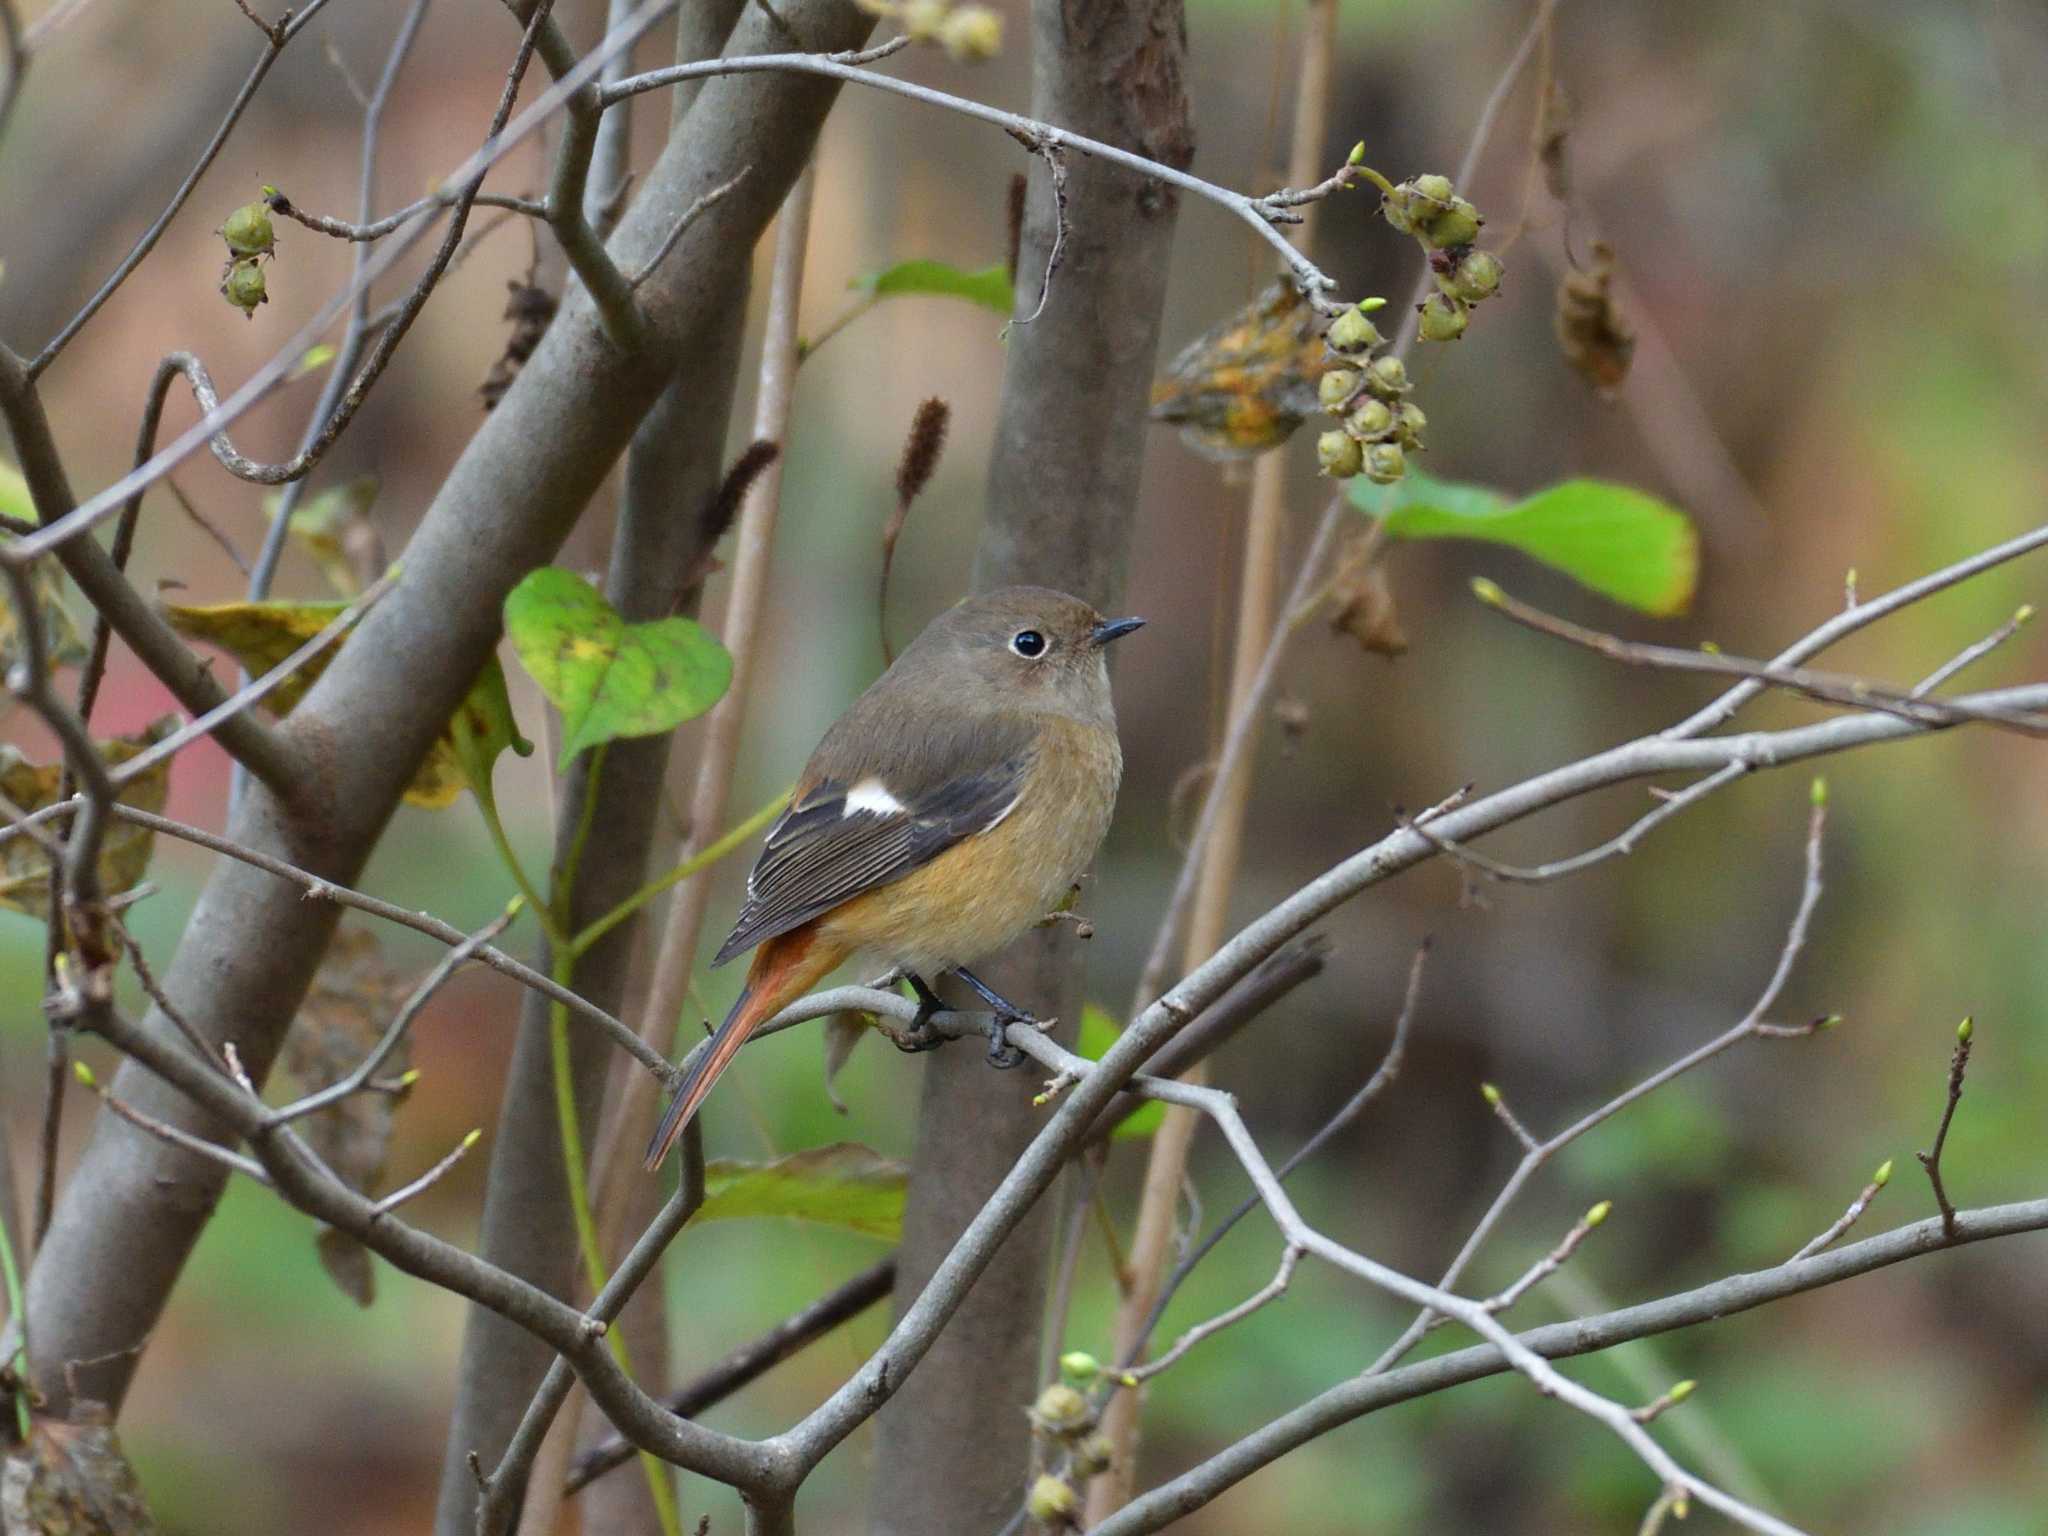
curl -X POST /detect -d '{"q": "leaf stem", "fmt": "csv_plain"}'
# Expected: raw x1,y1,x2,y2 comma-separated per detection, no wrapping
570,785,790,957
0,1198,29,1440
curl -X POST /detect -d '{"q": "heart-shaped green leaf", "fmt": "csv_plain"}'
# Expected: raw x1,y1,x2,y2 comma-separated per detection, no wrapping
690,1143,905,1239
503,568,733,770
1350,470,1699,617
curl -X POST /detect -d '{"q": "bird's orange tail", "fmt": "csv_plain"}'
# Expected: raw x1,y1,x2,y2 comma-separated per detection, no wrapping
644,924,842,1170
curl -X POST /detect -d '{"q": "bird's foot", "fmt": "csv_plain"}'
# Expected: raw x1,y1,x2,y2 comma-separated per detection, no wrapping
892,974,948,1054
951,966,1041,1069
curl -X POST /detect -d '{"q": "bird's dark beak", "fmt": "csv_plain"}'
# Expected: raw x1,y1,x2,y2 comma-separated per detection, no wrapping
1091,616,1146,648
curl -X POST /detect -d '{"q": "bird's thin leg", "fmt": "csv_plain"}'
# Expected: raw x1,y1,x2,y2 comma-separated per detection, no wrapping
949,966,1036,1069
893,974,948,1053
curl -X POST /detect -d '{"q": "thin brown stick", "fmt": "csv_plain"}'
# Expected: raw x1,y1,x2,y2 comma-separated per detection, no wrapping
1916,1021,1973,1237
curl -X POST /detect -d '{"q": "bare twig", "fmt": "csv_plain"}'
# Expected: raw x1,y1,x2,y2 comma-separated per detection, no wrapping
1916,1019,1974,1238
628,168,752,288
1789,1161,1890,1263
28,0,345,375
565,1258,897,1494
373,1129,486,1214
1913,607,2034,696
1007,137,1068,327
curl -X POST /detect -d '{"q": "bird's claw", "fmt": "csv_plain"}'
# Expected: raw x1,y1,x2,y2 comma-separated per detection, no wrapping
985,1012,1027,1069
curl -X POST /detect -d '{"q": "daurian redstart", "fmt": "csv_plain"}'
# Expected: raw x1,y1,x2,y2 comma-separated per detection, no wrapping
645,586,1143,1169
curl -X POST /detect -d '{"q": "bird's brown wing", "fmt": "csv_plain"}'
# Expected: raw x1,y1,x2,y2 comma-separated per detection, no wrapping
711,723,1035,966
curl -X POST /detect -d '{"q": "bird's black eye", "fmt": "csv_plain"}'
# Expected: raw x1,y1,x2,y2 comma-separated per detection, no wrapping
1010,629,1047,658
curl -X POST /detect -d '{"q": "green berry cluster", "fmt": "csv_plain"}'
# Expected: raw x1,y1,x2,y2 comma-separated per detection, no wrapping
1022,1360,1117,1528
1314,299,1424,485
217,196,276,319
1380,172,1504,344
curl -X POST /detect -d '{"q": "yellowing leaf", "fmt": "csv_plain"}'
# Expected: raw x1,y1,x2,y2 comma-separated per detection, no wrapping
691,1143,905,1239
163,598,529,809
503,568,732,770
0,515,89,674
0,718,176,920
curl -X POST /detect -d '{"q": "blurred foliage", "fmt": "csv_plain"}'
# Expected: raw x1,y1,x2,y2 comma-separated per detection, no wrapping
4,0,2048,1532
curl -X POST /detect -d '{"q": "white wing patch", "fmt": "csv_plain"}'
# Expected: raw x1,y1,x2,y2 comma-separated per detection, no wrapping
842,777,908,817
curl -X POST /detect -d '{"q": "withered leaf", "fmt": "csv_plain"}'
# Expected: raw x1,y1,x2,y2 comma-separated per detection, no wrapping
0,544,89,676
1555,242,1635,397
1149,278,1327,460
282,926,415,1306
821,1012,871,1115
0,719,176,921
1,1410,161,1536
1327,537,1409,658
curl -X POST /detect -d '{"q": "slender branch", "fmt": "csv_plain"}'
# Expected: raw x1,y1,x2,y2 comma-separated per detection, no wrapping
269,189,546,242
1915,1020,1973,1237
565,1258,897,1494
1912,606,2033,696
1091,1198,2048,1536
1370,795,1832,1374
0,347,303,789
0,800,677,1086
602,47,1346,309
1476,579,2048,738
270,908,518,1127
630,169,753,289
1788,1162,1889,1264
375,1129,486,1214
26,0,345,375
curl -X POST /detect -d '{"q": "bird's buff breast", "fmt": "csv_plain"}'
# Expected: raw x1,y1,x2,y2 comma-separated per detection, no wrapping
817,715,1122,976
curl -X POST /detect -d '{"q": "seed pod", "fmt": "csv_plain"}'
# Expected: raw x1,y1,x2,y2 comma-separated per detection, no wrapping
1417,292,1469,342
221,257,268,317
219,200,275,259
1031,1383,1092,1436
1412,173,1454,203
1027,1474,1080,1527
1325,305,1383,354
1317,368,1363,410
899,0,947,40
1366,355,1410,396
1422,196,1482,250
938,4,1002,60
1449,249,1504,302
1073,1433,1116,1478
1317,429,1364,478
1364,441,1406,484
1346,398,1394,439
1395,402,1427,446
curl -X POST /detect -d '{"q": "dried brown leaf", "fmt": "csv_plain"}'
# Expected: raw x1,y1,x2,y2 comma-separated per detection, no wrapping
0,719,176,920
1328,537,1409,658
1555,241,1635,397
2,1410,160,1536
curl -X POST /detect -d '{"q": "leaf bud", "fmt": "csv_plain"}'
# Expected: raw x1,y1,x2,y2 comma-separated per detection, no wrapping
1872,1158,1893,1187
1364,441,1406,484
1957,1016,1973,1044
1668,1379,1697,1404
1417,292,1470,342
1058,1351,1101,1385
1585,1199,1612,1227
1317,429,1364,479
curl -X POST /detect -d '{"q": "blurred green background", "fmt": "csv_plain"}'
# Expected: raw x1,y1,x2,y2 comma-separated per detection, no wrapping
4,0,2047,1530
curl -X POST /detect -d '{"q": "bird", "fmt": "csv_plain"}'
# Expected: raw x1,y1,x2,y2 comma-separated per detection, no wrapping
644,586,1144,1169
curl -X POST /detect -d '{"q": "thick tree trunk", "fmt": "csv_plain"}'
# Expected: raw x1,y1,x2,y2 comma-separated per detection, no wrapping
867,2,1191,1530
21,0,870,1430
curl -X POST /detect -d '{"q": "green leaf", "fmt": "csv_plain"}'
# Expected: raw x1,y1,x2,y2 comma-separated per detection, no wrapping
1078,1005,1164,1140
858,259,1014,315
691,1143,906,1239
503,568,733,770
446,654,535,808
288,343,338,381
1351,470,1699,616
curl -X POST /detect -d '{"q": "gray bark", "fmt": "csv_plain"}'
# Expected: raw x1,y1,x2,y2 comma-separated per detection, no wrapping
21,0,870,1425
868,0,1191,1529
